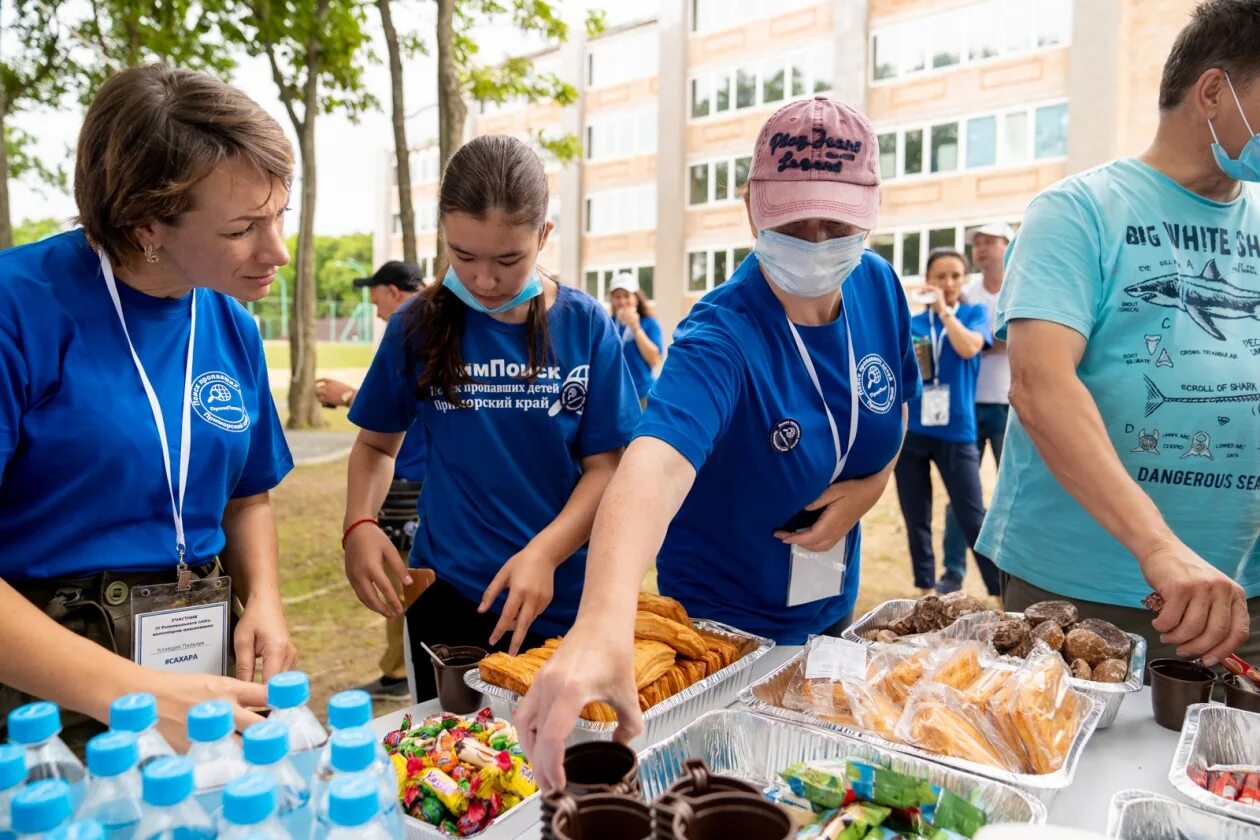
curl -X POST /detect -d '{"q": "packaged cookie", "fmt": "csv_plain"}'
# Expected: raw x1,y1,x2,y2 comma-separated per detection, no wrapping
924,641,983,691
990,647,1082,774
869,645,932,703
894,683,1024,772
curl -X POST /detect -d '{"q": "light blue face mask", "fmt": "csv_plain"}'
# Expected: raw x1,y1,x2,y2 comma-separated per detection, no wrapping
442,266,543,314
1209,73,1260,183
754,228,867,298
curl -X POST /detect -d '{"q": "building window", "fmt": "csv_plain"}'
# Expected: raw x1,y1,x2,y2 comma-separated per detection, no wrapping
586,28,659,88
691,0,819,35
869,0,1072,84
870,233,895,266
585,109,657,161
585,185,657,235
686,245,752,294
409,150,440,185
877,100,1068,181
583,264,655,301
872,220,1021,283
928,227,957,252
687,154,751,206
689,43,833,121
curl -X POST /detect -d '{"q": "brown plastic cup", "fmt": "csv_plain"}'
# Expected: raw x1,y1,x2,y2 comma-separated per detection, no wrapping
540,741,642,829
669,792,794,840
654,759,762,837
430,644,486,714
1222,673,1260,714
546,791,652,840
1148,658,1215,731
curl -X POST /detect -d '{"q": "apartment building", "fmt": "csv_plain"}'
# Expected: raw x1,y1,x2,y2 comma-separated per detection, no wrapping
377,0,1197,337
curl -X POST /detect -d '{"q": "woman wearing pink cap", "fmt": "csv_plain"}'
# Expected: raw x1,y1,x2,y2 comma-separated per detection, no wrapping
515,96,920,788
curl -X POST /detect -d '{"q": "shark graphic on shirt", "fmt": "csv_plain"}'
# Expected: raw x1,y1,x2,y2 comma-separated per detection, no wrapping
1123,259,1260,340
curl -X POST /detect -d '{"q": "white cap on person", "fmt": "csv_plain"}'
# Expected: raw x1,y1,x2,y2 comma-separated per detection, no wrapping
966,222,1015,244
609,272,639,294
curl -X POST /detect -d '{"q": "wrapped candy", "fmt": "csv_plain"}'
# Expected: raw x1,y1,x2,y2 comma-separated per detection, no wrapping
418,795,445,825
420,768,469,817
781,763,857,810
844,759,934,809
812,802,892,840
454,799,491,835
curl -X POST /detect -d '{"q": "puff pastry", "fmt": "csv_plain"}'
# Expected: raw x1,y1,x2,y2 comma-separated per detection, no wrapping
634,610,707,660
634,639,677,689
637,592,691,625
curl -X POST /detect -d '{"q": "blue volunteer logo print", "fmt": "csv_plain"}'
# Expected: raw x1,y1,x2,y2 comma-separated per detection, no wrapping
191,371,250,432
857,354,896,414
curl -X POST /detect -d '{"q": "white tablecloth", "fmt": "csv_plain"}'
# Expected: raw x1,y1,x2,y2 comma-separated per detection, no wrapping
375,645,1190,837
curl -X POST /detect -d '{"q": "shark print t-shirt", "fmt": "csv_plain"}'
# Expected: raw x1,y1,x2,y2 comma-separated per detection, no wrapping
977,158,1260,607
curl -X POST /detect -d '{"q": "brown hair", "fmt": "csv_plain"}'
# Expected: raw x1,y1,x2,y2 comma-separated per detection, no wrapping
1159,0,1260,110
925,247,968,276
74,64,293,265
410,135,552,406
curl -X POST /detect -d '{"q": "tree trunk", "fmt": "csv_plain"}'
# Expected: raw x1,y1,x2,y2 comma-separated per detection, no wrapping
377,0,416,264
435,0,466,273
0,94,12,251
286,22,326,430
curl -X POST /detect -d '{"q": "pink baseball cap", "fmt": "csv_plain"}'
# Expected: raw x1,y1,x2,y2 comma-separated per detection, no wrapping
748,96,880,231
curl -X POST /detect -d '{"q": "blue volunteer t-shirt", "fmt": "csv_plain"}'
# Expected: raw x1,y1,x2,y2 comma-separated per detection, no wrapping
349,285,641,637
617,315,663,401
636,252,920,644
906,303,993,442
0,229,293,580
977,158,1260,606
392,426,427,483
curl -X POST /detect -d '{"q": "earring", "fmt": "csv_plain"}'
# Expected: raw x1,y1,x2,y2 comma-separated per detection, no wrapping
143,243,159,264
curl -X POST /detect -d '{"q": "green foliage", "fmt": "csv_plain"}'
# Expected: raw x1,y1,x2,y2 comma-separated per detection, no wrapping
4,127,67,190
12,217,67,246
533,130,581,163
274,232,373,305
584,8,608,39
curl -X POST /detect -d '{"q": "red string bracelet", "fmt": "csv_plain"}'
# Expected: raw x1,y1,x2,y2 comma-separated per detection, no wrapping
342,518,379,549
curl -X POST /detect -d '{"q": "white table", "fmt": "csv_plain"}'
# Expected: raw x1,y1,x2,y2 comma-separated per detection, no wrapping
374,645,1190,837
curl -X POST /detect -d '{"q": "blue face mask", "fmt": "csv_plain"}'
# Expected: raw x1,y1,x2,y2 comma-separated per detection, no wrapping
1209,73,1260,183
442,266,544,314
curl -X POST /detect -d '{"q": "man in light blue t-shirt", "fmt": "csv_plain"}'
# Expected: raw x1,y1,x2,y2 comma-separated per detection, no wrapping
979,0,1260,666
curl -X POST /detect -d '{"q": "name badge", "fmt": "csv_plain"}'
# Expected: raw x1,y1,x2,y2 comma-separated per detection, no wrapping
132,576,231,676
787,537,848,607
920,383,951,427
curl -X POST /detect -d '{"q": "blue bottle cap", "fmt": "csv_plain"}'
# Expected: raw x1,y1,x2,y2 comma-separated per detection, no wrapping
266,672,310,710
47,821,106,840
7,702,61,745
0,744,26,791
328,775,378,828
329,727,375,774
86,731,139,778
222,772,278,827
141,756,194,807
109,693,159,734
11,779,72,835
327,690,372,730
242,721,290,766
186,700,233,743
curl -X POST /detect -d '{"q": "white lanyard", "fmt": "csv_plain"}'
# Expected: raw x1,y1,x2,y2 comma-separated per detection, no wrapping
785,297,860,483
99,251,198,571
927,307,956,385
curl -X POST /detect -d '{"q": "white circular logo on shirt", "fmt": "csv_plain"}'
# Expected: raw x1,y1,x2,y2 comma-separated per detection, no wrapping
857,354,896,415
191,371,251,433
770,419,802,453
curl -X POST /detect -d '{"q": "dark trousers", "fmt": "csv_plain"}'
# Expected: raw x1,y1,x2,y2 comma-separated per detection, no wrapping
894,432,1000,595
405,578,548,702
944,403,1010,573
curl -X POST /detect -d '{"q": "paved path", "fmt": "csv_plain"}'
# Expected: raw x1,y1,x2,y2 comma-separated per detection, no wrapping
284,429,356,466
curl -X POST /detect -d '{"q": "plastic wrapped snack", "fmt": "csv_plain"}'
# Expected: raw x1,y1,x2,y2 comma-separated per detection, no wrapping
958,667,1011,709
869,646,932,704
924,642,983,691
895,683,1025,772
988,646,1082,774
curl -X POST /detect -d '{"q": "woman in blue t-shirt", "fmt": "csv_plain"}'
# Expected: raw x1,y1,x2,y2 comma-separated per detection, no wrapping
517,97,921,787
608,272,663,405
896,248,999,599
342,135,640,701
0,66,295,745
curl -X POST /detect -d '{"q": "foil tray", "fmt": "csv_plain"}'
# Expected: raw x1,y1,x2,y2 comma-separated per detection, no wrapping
1107,789,1260,839
637,707,1047,825
464,619,774,750
738,648,1102,806
1169,703,1260,826
843,598,1145,729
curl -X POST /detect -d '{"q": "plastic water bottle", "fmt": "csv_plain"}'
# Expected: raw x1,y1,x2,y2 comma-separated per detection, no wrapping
6,704,86,810
310,692,388,806
134,757,212,840
219,773,290,840
108,696,174,769
10,780,72,840
324,777,393,840
0,744,27,840
266,674,327,778
184,701,248,793
242,723,308,839
78,732,143,840
311,730,401,840
46,821,105,840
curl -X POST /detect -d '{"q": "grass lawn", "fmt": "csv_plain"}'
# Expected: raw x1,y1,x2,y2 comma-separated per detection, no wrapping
264,340,375,371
